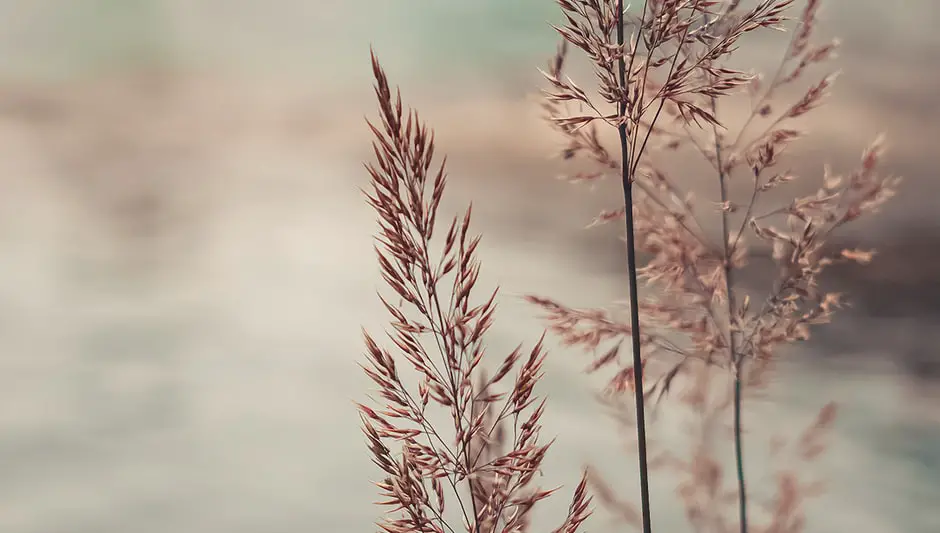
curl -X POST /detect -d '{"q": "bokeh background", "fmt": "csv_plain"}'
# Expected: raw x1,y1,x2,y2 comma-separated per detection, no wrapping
0,1,937,532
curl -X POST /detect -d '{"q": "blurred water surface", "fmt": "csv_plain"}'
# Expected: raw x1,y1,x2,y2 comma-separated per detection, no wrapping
0,1,938,532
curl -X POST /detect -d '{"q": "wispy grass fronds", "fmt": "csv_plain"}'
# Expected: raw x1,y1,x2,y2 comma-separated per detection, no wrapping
529,1,900,532
359,2,900,533
358,52,591,533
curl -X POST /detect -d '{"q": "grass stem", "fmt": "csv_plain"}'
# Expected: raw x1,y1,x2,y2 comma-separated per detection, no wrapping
617,2,653,533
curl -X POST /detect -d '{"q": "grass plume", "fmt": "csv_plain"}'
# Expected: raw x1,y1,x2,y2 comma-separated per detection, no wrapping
358,52,591,533
533,1,898,532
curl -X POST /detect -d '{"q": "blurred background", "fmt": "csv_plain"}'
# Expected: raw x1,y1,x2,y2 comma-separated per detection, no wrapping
0,1,937,532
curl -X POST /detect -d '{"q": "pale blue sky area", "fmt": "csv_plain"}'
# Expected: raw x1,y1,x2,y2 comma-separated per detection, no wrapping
0,1,933,83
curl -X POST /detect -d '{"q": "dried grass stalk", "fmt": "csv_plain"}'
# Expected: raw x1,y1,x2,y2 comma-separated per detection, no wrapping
359,52,591,533
529,1,900,533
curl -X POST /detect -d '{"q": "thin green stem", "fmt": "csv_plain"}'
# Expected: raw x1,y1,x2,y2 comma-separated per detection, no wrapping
710,94,747,533
617,2,653,533
733,368,746,533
